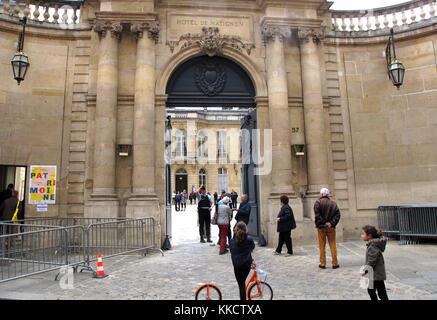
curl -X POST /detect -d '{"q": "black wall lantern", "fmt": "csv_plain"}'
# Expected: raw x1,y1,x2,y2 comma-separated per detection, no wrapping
11,16,30,85
386,28,405,89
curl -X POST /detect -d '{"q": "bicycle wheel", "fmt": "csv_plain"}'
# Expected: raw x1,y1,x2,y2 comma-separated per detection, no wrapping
195,284,223,300
247,281,273,300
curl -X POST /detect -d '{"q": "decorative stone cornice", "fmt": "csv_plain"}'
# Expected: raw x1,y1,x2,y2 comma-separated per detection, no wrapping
131,21,160,43
93,21,122,40
261,24,292,44
166,27,254,56
297,27,325,44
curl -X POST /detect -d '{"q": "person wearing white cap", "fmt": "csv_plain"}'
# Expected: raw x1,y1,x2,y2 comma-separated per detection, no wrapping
314,187,341,269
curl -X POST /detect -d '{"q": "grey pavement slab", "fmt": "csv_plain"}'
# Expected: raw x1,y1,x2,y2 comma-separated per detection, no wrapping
0,204,436,300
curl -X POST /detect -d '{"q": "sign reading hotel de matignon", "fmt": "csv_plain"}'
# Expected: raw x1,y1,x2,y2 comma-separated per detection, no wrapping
167,13,254,43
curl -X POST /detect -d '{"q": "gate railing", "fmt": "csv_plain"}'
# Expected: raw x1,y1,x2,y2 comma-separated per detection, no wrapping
0,217,162,283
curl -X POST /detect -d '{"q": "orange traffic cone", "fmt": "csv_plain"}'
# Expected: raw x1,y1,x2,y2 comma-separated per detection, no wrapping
94,253,108,278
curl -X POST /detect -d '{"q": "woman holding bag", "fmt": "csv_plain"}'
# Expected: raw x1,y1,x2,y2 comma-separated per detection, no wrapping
216,196,233,255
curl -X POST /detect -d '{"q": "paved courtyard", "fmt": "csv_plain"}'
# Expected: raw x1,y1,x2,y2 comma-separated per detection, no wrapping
0,204,437,300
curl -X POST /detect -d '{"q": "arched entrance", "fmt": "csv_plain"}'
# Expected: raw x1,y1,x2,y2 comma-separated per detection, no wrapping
163,53,262,243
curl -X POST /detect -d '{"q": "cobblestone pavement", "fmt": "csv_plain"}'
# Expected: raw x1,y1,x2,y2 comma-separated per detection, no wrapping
1,204,437,300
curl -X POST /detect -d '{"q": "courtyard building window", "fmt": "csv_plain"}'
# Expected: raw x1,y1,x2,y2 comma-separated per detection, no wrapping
217,167,228,193
174,129,187,158
199,168,207,188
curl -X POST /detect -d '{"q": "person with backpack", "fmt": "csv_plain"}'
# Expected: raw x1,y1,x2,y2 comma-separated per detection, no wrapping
229,221,255,300
197,186,214,243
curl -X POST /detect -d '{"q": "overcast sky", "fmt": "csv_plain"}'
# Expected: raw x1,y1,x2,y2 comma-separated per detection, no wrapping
330,0,411,10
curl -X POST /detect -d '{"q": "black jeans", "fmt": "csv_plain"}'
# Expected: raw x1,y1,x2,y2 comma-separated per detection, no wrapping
234,262,251,300
198,209,211,239
276,230,293,254
368,280,389,300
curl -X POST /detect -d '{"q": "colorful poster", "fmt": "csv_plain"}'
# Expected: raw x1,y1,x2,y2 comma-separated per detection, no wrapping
28,166,56,204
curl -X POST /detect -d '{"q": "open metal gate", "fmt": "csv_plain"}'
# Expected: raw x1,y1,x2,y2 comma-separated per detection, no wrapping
240,110,261,239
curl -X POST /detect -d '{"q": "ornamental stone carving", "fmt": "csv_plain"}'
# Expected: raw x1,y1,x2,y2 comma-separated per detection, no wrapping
261,25,292,44
93,21,123,40
167,27,254,56
131,21,160,43
297,27,325,44
194,61,227,96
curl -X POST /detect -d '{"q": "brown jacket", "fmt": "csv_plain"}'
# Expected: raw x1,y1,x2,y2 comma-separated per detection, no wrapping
314,196,341,228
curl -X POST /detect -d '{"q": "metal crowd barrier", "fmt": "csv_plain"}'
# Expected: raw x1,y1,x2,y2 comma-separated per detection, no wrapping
398,204,437,245
0,217,163,283
0,224,86,283
377,205,400,239
378,204,437,245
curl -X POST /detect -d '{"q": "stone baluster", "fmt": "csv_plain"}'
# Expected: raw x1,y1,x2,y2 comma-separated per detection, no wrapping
23,0,30,18
430,2,436,17
297,27,330,196
410,7,417,23
392,11,399,27
375,14,381,29
401,9,408,25
32,2,40,21
332,17,340,31
3,0,10,14
366,15,373,31
53,4,60,24
358,17,365,31
349,17,356,32
73,6,79,24
13,0,20,16
62,7,69,25
341,17,347,31
382,13,389,29
43,4,50,23
420,5,426,20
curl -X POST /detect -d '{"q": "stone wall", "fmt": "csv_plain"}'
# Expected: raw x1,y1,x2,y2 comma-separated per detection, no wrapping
332,32,437,238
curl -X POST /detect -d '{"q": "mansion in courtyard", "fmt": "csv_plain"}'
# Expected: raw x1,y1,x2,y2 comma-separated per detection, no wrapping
1,0,437,248
167,109,248,196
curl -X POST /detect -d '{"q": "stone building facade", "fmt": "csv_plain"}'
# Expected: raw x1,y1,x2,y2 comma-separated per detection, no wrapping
1,0,437,247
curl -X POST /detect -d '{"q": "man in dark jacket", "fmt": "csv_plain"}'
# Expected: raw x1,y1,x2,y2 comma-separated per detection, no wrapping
314,188,341,269
230,190,238,209
274,195,296,256
0,190,20,221
0,184,14,207
234,194,251,225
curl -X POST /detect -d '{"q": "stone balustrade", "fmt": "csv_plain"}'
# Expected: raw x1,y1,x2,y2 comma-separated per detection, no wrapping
331,0,436,33
0,0,82,26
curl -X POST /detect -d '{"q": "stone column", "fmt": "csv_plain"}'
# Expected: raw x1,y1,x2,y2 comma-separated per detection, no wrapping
126,22,161,226
87,21,122,218
262,25,303,248
298,28,329,197
262,25,293,194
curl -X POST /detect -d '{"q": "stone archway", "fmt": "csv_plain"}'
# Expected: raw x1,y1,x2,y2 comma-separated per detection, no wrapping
157,49,267,244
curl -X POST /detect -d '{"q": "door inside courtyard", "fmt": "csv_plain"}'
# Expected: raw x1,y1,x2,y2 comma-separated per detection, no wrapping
163,55,261,245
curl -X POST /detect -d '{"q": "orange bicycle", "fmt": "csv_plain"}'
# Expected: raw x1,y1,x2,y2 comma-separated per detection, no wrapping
195,261,273,300
195,283,223,300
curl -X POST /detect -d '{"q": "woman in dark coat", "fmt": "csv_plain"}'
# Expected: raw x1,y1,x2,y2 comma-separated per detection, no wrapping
229,221,255,300
273,195,296,256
